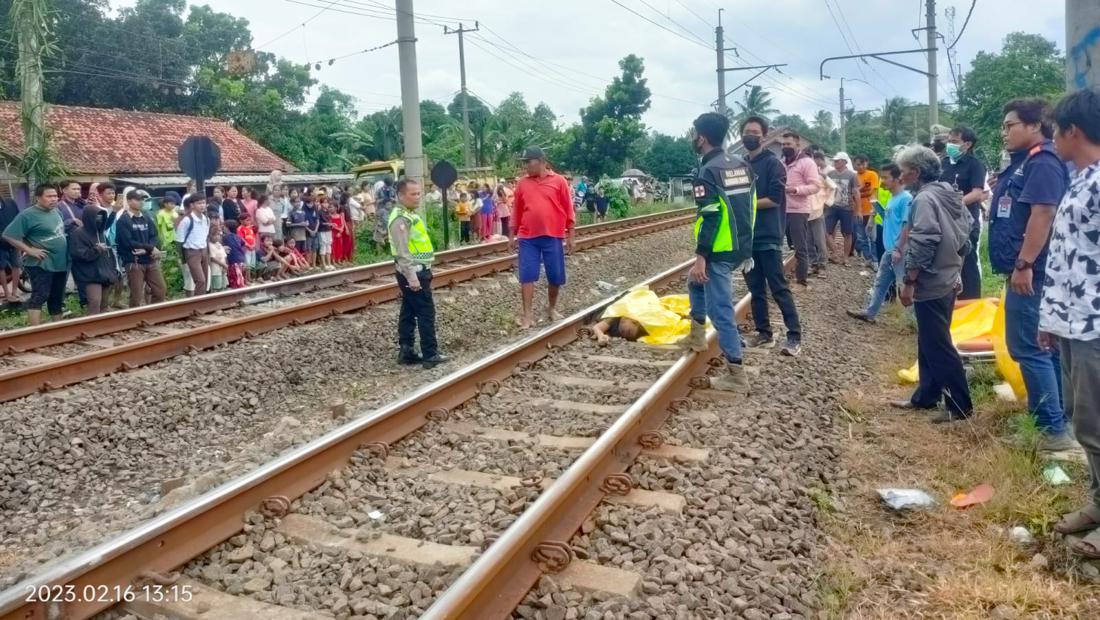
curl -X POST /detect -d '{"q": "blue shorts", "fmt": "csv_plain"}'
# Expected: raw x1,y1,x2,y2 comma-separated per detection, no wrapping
824,206,854,236
518,236,566,286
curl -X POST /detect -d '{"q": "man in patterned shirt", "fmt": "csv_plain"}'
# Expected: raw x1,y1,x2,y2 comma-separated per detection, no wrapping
1041,88,1100,557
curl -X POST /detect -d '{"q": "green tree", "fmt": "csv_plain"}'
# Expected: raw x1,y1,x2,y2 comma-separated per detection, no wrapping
447,93,492,166
772,113,810,135
733,85,777,124
880,97,911,146
637,132,695,179
559,54,652,178
958,32,1065,166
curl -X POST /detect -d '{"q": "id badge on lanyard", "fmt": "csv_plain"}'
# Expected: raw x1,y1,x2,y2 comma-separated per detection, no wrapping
997,195,1012,219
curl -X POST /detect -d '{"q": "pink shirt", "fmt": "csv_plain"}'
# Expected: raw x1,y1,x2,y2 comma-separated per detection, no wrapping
784,155,822,215
513,172,575,239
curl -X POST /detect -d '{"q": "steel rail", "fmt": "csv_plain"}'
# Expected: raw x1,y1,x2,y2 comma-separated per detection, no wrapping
0,258,696,620
422,256,794,619
0,215,691,403
0,209,693,354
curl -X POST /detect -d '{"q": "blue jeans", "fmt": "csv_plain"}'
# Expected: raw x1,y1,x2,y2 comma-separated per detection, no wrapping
688,260,743,364
1005,285,1066,435
853,215,874,261
865,251,904,318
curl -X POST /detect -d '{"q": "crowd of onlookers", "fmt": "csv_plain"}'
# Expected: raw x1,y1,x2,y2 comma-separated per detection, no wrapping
0,179,397,325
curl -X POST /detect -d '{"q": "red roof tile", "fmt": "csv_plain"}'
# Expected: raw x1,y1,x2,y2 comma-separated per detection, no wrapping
0,101,296,175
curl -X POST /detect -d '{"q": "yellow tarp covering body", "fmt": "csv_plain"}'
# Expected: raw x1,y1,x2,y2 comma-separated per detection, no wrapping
600,288,693,345
897,291,1026,399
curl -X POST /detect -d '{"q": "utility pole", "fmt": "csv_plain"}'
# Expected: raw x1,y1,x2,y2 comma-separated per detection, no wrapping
395,0,425,185
716,9,726,117
925,0,939,127
1067,0,1100,90
13,0,48,189
838,81,846,152
444,22,479,168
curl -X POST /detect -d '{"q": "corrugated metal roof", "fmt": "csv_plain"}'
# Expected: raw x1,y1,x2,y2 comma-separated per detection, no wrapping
112,173,355,189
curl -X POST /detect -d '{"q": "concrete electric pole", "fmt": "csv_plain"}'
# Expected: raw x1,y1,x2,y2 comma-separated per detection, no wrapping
444,22,479,168
396,0,425,185
716,9,726,117
926,0,939,127
838,82,846,152
1067,0,1100,90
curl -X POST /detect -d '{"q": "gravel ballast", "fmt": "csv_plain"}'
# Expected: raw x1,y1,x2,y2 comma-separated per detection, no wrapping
0,226,693,588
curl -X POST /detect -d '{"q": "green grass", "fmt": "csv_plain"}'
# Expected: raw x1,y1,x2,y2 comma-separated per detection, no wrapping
979,228,1004,299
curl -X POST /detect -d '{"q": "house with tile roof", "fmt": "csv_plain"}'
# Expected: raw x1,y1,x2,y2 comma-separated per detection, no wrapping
0,102,349,204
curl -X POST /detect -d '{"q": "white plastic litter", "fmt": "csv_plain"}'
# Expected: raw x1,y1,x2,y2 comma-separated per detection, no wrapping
877,488,936,510
596,281,617,292
1009,526,1036,545
368,510,384,520
994,382,1019,402
1043,463,1072,486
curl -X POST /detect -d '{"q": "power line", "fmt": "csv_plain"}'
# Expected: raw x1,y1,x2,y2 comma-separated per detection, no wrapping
606,0,712,51
303,39,399,68
947,0,975,50
634,0,711,47
256,0,343,49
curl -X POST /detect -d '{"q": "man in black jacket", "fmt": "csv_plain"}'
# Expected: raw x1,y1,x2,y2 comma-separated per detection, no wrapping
116,192,167,307
739,116,802,354
940,126,987,300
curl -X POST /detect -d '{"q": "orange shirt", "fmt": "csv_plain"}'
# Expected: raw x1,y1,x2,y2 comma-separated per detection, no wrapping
857,170,880,216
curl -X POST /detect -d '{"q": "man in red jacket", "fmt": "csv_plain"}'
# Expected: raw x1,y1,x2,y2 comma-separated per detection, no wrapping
509,147,576,329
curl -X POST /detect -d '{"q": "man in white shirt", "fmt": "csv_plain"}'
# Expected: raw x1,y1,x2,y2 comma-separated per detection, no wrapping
177,194,211,296
1042,88,1100,553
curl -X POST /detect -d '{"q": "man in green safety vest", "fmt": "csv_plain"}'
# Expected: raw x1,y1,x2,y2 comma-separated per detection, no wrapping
678,112,757,393
388,178,448,369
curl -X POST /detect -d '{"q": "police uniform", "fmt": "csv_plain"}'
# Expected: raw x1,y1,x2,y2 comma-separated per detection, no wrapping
687,147,756,364
989,138,1070,436
388,205,442,366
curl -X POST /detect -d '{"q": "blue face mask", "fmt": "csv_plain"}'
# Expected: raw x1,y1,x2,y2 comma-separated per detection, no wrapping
945,143,963,161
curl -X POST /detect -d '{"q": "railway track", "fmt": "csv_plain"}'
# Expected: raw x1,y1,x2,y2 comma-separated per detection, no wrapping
0,257,785,620
0,209,691,403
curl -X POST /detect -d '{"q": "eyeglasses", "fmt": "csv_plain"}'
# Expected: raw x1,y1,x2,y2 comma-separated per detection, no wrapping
1002,121,1023,131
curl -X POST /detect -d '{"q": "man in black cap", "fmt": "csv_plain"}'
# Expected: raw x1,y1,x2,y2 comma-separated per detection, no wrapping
509,147,576,329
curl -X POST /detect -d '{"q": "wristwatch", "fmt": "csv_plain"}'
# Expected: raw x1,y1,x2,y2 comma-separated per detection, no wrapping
1014,258,1033,271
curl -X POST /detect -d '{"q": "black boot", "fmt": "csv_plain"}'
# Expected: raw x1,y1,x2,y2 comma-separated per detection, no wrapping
422,353,449,369
397,346,423,365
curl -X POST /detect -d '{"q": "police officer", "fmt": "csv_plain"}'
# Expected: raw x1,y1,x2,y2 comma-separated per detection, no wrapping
989,97,1071,452
389,178,448,369
678,112,756,393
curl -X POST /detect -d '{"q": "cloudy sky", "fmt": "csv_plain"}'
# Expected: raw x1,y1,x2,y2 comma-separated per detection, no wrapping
189,1,1065,134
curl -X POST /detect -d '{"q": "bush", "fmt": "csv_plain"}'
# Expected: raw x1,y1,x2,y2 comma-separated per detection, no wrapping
597,181,631,219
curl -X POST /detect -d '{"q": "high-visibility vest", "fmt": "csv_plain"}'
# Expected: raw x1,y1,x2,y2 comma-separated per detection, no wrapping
874,186,891,225
387,206,434,266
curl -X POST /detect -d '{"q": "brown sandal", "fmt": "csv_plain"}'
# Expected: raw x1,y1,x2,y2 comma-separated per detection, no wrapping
1072,528,1100,559
1055,506,1100,535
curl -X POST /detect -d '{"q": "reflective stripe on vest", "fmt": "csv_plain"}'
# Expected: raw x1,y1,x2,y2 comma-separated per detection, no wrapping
387,207,434,265
692,189,756,254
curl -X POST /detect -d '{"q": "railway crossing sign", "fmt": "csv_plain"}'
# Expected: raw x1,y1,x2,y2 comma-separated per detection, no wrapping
177,136,222,194
431,160,459,249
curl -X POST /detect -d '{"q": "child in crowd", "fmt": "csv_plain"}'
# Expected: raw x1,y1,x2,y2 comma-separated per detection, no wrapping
285,237,309,272
275,239,305,275
208,225,228,292
478,184,495,241
258,236,289,280
255,195,278,240
329,202,347,264
239,213,257,282
154,195,177,248
318,203,334,271
455,192,472,244
223,219,246,289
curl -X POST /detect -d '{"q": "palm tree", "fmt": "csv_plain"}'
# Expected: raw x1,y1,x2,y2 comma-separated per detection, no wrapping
734,85,778,124
812,110,834,135
880,97,910,146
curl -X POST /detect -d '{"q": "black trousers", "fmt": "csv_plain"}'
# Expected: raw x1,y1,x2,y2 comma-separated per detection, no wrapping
744,248,801,340
911,292,973,416
396,269,438,357
959,203,982,300
26,266,67,315
459,221,471,243
787,213,811,284
874,224,885,262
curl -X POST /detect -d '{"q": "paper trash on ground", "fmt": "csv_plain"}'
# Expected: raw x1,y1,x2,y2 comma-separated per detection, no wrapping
877,488,936,510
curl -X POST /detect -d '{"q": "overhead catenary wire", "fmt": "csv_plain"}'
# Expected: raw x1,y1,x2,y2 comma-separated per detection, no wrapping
947,0,976,50
255,0,343,50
